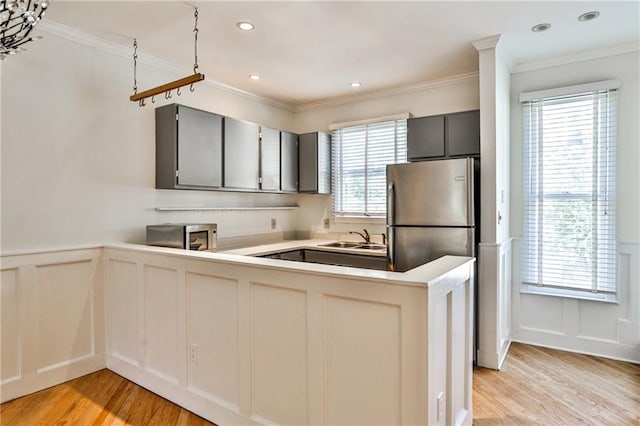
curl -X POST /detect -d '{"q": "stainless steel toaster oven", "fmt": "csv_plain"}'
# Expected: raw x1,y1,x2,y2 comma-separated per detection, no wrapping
146,224,217,251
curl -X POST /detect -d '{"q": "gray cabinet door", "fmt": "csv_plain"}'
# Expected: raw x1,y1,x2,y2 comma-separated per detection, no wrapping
447,110,480,156
299,132,331,194
280,131,298,192
155,104,223,190
298,133,318,193
176,105,223,187
407,115,445,160
260,126,280,191
224,117,260,190
303,250,387,270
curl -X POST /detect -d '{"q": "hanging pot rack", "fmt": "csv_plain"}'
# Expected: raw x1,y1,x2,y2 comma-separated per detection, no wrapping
130,8,203,106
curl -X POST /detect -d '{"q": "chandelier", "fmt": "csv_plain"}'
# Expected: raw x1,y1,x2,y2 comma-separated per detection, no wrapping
0,0,50,60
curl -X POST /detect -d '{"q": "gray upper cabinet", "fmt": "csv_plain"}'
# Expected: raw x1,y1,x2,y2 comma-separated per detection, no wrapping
155,104,223,190
407,110,480,161
299,132,331,194
224,117,260,190
260,126,281,191
280,131,299,192
155,104,309,194
407,115,445,160
447,110,480,157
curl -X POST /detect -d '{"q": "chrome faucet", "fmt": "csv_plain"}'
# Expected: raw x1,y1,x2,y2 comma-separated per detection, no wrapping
349,229,370,244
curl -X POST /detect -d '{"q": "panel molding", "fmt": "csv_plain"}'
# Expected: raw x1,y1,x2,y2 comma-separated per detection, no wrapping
477,238,513,369
0,249,105,403
1,268,20,384
101,246,472,426
511,240,640,364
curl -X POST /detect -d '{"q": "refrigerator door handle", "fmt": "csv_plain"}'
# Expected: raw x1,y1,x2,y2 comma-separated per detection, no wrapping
387,181,395,226
387,227,395,271
387,181,395,271
466,158,474,225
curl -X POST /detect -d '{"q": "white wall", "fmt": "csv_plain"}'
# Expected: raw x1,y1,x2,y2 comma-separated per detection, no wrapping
1,30,300,252
510,50,640,362
1,24,480,252
293,76,480,236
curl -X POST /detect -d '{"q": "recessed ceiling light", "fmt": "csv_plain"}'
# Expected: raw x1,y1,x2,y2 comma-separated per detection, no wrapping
578,11,600,22
237,21,255,31
350,81,362,88
249,74,261,80
531,23,551,33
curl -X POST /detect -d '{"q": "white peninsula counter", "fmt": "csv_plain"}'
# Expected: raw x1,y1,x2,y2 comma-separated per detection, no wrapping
0,241,474,426
104,241,475,426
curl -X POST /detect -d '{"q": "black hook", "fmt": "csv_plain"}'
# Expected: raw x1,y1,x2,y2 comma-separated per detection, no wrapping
190,83,195,92
138,99,146,107
177,87,181,96
165,91,172,99
151,96,155,104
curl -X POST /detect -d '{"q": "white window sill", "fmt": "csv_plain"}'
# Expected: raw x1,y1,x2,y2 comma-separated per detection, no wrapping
520,284,619,304
333,215,386,225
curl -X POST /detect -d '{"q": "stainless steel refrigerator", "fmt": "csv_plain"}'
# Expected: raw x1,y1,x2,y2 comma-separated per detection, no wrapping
386,157,476,272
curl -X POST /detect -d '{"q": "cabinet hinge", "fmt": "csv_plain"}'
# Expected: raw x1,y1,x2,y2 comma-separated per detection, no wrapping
259,177,263,184
176,114,179,121
176,170,179,177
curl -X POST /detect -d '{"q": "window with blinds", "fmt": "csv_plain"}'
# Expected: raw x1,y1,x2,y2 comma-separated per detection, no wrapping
332,119,407,217
521,81,618,300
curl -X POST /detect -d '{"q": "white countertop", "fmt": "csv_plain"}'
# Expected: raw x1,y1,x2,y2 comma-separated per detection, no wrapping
104,240,475,288
221,238,387,257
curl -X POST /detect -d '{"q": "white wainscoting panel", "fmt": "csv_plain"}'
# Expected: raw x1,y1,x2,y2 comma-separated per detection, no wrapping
324,296,401,425
512,240,640,363
108,259,139,365
251,283,307,425
0,248,105,403
1,269,20,383
477,239,513,369
36,261,94,371
144,265,180,384
519,294,564,334
187,272,240,410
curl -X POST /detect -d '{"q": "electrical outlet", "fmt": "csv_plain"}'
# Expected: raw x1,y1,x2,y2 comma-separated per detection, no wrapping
323,218,330,229
271,218,277,229
189,343,198,363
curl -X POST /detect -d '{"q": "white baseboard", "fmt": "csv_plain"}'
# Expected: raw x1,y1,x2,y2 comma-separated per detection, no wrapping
513,330,640,364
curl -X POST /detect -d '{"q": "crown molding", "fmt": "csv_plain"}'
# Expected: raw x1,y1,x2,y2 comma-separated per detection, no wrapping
512,42,640,74
471,34,502,52
293,71,479,113
37,19,481,115
37,19,294,112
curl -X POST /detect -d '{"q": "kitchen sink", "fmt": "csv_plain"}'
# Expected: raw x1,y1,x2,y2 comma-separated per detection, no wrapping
319,241,387,251
319,241,362,248
353,244,387,250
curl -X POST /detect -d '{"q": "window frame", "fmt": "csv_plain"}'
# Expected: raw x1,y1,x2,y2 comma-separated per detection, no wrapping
330,116,408,219
519,80,619,302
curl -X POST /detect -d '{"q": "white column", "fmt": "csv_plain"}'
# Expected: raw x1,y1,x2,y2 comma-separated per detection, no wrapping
472,34,513,369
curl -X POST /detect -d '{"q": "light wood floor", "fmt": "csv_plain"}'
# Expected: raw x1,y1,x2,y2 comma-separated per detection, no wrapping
473,342,640,425
0,369,215,425
1,342,638,425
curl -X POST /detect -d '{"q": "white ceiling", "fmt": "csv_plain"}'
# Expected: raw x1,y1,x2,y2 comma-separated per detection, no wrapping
44,1,640,107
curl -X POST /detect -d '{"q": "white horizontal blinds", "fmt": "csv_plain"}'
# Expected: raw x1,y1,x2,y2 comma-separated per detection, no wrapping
522,87,617,294
332,119,407,216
